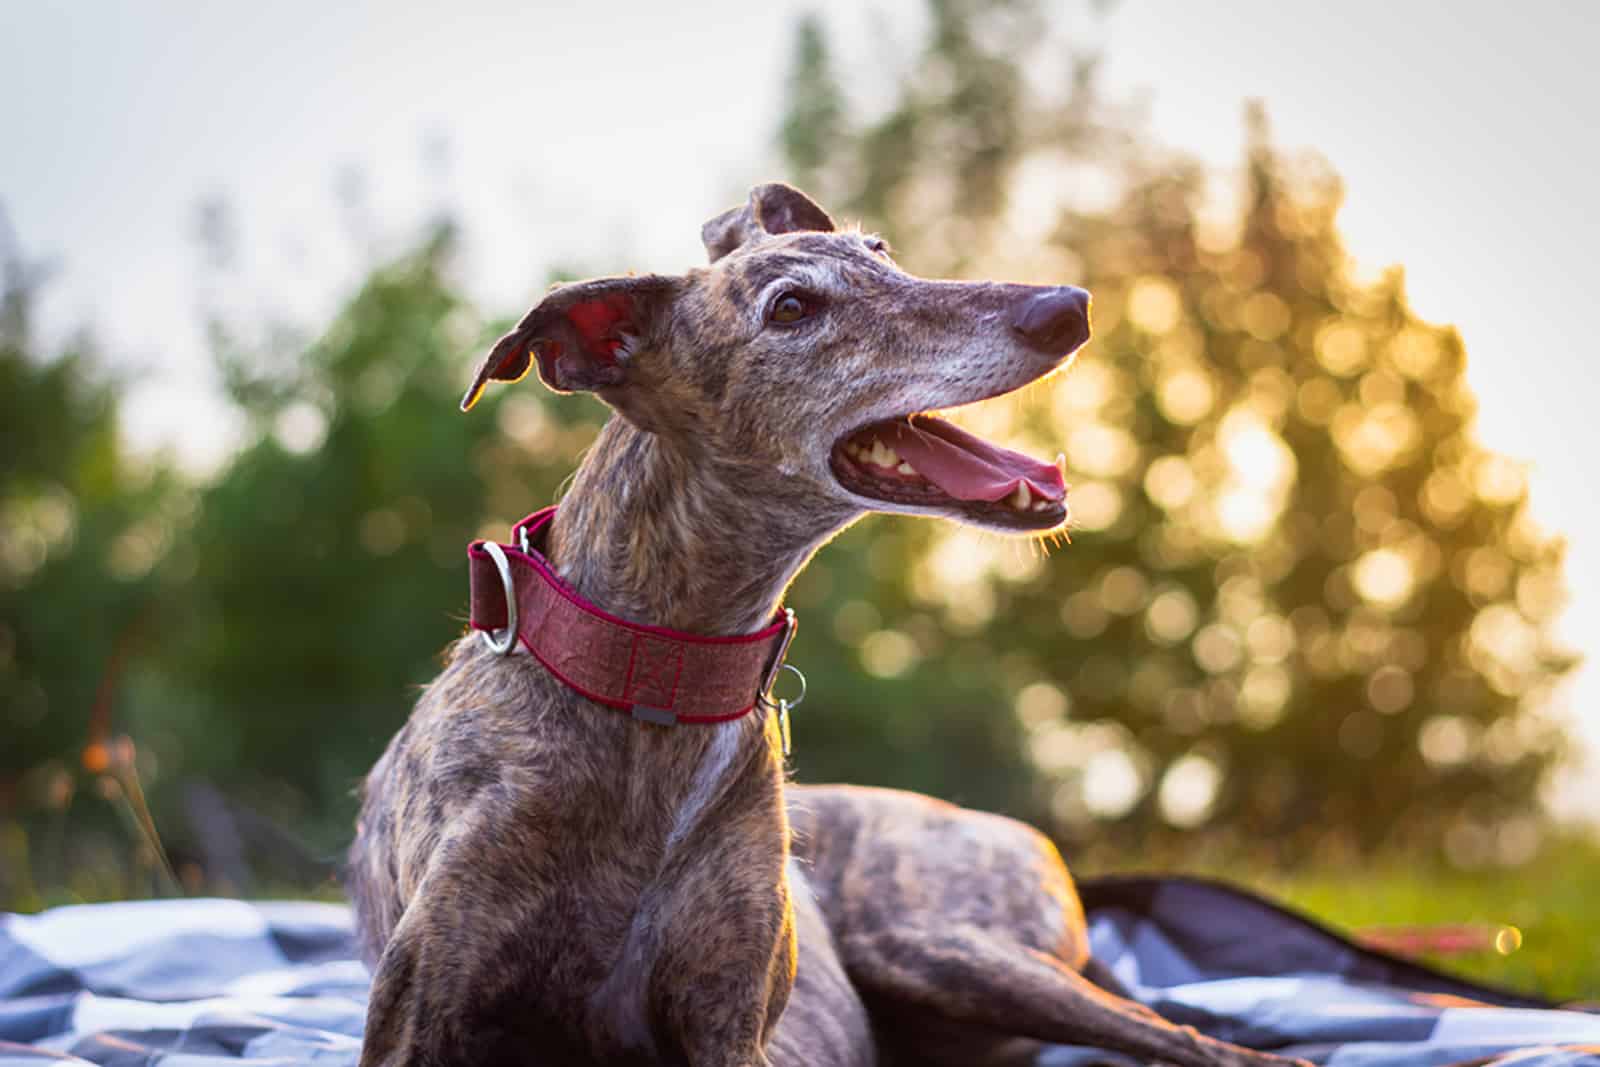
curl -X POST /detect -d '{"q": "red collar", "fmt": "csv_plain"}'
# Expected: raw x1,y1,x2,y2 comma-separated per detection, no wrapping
467,508,797,725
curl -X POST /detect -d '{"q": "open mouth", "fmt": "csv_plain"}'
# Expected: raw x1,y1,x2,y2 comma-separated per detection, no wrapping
830,414,1069,532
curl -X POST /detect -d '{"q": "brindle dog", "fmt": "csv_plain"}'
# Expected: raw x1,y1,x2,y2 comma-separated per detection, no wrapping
348,184,1311,1067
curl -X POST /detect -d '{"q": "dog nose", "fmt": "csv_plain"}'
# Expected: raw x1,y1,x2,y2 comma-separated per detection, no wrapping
1011,286,1091,356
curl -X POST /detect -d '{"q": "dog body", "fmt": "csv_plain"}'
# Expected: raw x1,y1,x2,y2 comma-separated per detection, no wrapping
349,636,865,1066
348,184,1306,1067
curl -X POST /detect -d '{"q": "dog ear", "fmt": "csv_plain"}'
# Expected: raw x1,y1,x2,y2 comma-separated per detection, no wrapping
461,274,678,411
701,183,836,262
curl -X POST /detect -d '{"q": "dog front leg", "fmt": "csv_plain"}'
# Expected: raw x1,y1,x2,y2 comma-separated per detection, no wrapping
357,822,569,1067
650,869,873,1067
654,886,796,1067
359,910,430,1067
761,864,876,1067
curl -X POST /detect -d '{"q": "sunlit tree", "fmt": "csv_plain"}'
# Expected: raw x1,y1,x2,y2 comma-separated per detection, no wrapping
778,2,1575,861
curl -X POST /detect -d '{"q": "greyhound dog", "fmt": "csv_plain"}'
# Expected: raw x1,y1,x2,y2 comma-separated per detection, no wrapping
347,183,1310,1067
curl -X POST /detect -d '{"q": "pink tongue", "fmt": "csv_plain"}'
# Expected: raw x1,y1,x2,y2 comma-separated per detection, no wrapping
880,417,1066,504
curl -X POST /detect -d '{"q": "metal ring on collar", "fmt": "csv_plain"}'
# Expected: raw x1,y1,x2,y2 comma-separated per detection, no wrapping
773,663,806,709
479,541,519,656
759,663,806,712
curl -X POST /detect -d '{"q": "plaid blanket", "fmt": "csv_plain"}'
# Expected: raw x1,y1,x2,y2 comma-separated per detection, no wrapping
2,877,1595,1065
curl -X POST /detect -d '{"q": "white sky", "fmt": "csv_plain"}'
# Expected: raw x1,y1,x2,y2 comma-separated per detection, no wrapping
4,1,1596,812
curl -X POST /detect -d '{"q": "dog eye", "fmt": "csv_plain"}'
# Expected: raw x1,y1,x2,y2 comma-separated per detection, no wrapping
768,292,813,325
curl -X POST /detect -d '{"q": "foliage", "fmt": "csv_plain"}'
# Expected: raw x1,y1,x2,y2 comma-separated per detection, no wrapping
0,226,188,906
1234,828,1600,1000
779,15,846,198
139,229,622,857
1,228,611,899
775,2,1575,858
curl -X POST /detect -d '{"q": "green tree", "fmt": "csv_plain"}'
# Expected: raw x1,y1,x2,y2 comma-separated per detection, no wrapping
137,228,605,855
777,4,1574,861
779,15,847,200
0,218,185,905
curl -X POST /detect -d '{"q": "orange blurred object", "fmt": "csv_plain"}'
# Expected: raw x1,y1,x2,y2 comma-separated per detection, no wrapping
81,742,110,774
1357,924,1522,958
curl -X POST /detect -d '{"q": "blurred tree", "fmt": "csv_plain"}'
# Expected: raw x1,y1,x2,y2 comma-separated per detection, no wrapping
777,3,1575,861
2,213,616,904
138,226,602,853
0,215,185,905
842,0,1041,258
779,15,847,201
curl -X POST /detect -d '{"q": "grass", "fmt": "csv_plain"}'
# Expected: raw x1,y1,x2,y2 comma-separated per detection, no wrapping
1259,869,1599,1003
1171,834,1600,1003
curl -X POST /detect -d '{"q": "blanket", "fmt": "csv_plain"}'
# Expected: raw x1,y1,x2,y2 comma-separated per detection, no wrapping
2,876,1595,1065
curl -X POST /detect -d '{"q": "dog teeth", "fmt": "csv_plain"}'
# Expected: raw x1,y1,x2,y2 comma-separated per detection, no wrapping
1007,483,1032,510
875,441,899,467
1031,499,1052,512
842,439,917,476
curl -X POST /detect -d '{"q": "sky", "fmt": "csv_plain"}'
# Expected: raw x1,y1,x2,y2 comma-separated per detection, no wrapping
3,1,1597,810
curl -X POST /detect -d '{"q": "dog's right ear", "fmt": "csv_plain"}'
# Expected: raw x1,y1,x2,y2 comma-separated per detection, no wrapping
461,274,677,411
701,183,837,262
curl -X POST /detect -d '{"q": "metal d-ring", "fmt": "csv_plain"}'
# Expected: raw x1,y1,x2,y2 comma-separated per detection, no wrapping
479,541,519,656
759,609,800,704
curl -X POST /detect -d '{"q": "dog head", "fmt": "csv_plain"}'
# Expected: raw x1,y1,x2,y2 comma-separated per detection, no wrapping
464,183,1090,534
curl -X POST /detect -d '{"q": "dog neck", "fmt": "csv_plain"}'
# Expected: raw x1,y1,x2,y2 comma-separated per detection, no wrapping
536,416,846,877
544,417,856,637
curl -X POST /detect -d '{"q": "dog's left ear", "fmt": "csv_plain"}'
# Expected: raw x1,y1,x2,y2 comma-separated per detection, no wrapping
461,274,678,411
702,183,836,262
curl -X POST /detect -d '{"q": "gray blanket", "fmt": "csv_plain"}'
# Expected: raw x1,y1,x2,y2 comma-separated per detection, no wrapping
2,878,1596,1065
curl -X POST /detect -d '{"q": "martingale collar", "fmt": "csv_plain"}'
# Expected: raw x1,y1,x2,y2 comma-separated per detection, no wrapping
467,508,798,725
